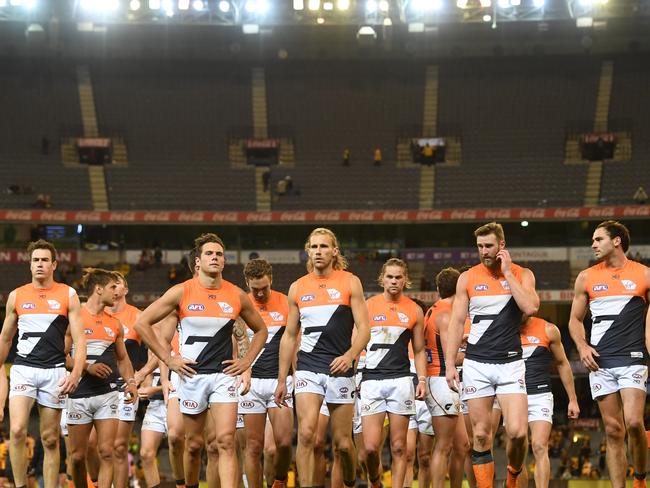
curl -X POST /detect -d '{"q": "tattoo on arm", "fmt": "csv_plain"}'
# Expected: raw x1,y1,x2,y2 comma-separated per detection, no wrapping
233,318,250,359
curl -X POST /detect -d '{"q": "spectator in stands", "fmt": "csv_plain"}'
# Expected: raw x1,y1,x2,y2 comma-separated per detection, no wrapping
154,245,163,267
168,265,177,284
34,194,52,208
633,186,648,204
421,143,434,166
342,148,350,166
6,184,20,195
137,249,153,270
373,148,382,166
285,175,294,193
276,178,287,196
262,168,271,192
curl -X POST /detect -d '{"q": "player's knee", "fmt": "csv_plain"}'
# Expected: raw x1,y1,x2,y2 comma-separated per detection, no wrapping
334,438,354,459
113,442,128,460
97,444,114,462
40,432,59,451
186,436,204,457
473,430,491,448
69,449,86,464
418,448,431,468
10,423,27,442
246,437,264,458
298,427,317,449
453,436,471,457
215,431,236,453
506,422,528,443
531,439,548,458
168,429,184,451
140,446,157,464
390,438,406,458
626,416,645,435
404,444,416,464
604,420,625,441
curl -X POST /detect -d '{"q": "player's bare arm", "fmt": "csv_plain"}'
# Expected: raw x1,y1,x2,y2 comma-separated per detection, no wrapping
223,290,267,376
115,323,137,404
412,306,427,400
498,250,539,316
60,293,86,394
445,272,469,390
568,270,599,372
0,291,18,365
547,322,579,419
330,275,369,376
275,282,300,406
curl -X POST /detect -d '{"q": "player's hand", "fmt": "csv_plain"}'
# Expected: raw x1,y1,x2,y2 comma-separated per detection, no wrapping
165,356,197,379
415,379,426,400
236,370,252,396
578,344,600,372
161,379,174,405
496,249,512,275
330,353,354,376
86,363,112,379
461,333,470,349
567,400,580,419
137,386,157,400
446,368,460,393
58,371,80,395
274,380,288,408
123,382,138,404
133,369,147,387
222,357,252,377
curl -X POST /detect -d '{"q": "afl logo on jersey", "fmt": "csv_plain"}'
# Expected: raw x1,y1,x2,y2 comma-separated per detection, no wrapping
219,302,234,314
397,312,409,324
21,303,36,310
269,312,284,321
621,280,637,291
327,288,341,300
592,284,608,292
84,328,93,335
187,304,205,312
373,314,387,321
300,294,315,302
474,284,488,292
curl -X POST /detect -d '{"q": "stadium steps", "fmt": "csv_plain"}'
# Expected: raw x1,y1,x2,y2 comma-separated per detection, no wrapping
593,60,613,133
77,65,99,138
88,165,109,211
111,137,129,166
279,137,295,168
419,166,435,210
229,140,249,169
422,65,438,137
61,138,81,167
252,67,268,139
396,138,419,168
255,166,271,211
584,161,603,207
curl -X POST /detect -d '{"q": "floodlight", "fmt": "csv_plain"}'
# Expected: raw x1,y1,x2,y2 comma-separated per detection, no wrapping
129,0,141,10
308,0,320,9
178,0,190,9
219,0,231,11
379,0,389,11
337,0,350,9
482,12,491,20
323,1,334,9
293,0,304,8
366,0,377,12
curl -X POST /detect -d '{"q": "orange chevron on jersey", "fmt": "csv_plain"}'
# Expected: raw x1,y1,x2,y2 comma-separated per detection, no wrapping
178,277,242,374
363,294,418,380
13,282,75,368
584,259,648,367
171,330,180,356
464,263,526,364
294,269,355,376
424,300,452,377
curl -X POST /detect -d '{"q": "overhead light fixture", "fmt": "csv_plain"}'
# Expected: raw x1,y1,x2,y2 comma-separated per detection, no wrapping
533,0,544,7
178,0,190,9
366,0,377,12
383,16,392,24
323,0,334,9
337,0,350,9
482,13,491,20
242,23,259,33
316,15,325,22
129,0,141,10
219,0,231,11
308,0,320,9
480,0,491,7
510,0,521,5
148,0,161,8
379,0,389,11
456,0,468,7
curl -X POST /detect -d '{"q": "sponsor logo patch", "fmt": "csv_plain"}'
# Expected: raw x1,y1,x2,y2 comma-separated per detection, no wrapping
12,384,27,391
187,303,205,312
296,379,308,389
474,284,488,292
218,302,234,314
68,412,82,420
397,312,410,324
183,400,199,409
300,295,315,302
592,383,602,392
104,327,115,338
500,280,510,291
21,303,36,310
464,386,477,394
327,288,341,300
84,328,93,335
339,387,349,394
269,311,284,321
240,401,255,409
592,284,608,292
621,279,637,291
47,299,61,310
373,314,387,322
526,336,540,344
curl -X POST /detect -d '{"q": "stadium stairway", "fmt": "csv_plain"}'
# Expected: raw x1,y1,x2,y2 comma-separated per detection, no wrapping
418,65,439,210
252,67,271,211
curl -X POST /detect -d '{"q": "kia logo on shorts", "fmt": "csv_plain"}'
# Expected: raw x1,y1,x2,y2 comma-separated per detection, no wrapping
296,379,308,389
13,384,27,391
593,384,602,392
68,413,82,420
123,407,132,412
240,401,255,409
183,400,199,409
339,387,349,394
633,373,643,379
228,386,236,392
542,408,550,413
188,304,205,312
21,303,36,310
362,404,371,411
405,400,413,407
464,386,477,394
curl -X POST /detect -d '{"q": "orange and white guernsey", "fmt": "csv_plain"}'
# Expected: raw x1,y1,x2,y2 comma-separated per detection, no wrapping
113,304,143,369
13,281,76,369
521,317,552,395
363,294,418,381
178,277,241,375
70,307,120,399
585,259,648,368
295,269,355,377
424,300,452,377
465,263,525,364
248,290,288,379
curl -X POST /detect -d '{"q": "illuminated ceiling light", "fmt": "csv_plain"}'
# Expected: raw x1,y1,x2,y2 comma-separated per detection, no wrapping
257,0,270,13
479,0,491,7
162,0,173,9
245,0,256,11
498,0,509,7
316,15,325,22
129,0,141,10
366,0,378,12
482,12,491,20
456,0,468,7
413,0,442,11
533,0,544,7
9,0,23,5
219,0,231,11
178,0,190,9
323,1,334,9
23,0,36,8
379,0,389,11
242,23,259,33
578,0,592,6
0,0,7,6
192,0,205,10
521,220,529,227
308,0,320,9
510,0,520,5
293,0,304,8
383,16,392,24
148,0,161,8
357,25,377,36
337,0,350,9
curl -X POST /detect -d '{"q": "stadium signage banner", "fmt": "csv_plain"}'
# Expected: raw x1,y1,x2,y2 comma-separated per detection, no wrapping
0,206,648,224
0,250,78,263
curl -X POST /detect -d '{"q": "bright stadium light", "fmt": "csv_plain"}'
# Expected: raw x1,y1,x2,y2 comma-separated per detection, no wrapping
219,0,231,11
482,12,491,20
413,0,442,11
257,0,269,12
23,0,36,8
521,220,529,227
307,0,319,9
323,1,334,9
0,0,7,6
9,0,23,6
510,0,520,5
129,0,141,10
578,0,592,6
383,16,392,24
316,15,325,22
366,0,377,12
456,0,468,8
498,0,509,7
192,0,205,9
533,0,544,7
246,0,269,13
378,0,389,11
149,0,161,8
178,0,190,9
337,0,350,9
293,0,304,9
480,0,491,7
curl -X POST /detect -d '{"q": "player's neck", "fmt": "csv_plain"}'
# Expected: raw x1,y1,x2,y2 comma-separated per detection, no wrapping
441,295,454,305
312,265,334,278
198,271,222,289
31,276,54,289
383,291,402,302
603,252,627,269
84,296,105,315
109,298,127,314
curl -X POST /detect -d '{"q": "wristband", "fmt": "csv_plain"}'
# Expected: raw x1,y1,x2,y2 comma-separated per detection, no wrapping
418,376,426,383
